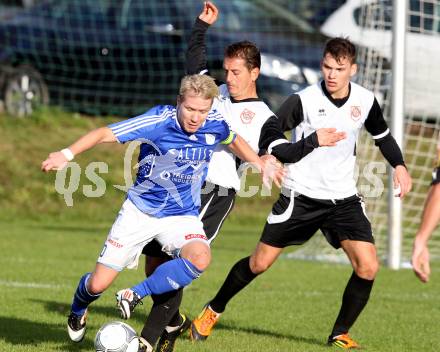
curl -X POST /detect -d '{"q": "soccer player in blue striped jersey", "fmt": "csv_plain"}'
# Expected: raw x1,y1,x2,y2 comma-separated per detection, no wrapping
41,74,282,345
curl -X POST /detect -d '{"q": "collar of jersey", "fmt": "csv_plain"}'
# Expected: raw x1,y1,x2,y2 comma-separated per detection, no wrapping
320,80,351,108
230,96,262,104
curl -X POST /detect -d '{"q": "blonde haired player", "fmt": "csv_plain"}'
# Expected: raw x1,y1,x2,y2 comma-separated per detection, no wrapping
42,74,282,345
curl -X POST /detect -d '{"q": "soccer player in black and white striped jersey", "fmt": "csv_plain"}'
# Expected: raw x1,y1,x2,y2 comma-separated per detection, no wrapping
191,37,412,349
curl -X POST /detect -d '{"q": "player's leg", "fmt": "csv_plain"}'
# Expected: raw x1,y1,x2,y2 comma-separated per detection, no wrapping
68,263,120,342
190,191,317,341
117,241,209,319
328,240,378,349
323,195,378,349
146,184,236,351
213,241,282,309
139,253,184,351
71,263,120,314
68,198,155,343
116,217,210,319
190,242,283,341
211,241,282,313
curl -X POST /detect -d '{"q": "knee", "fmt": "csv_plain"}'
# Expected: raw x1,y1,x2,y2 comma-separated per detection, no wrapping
181,242,211,272
87,277,108,295
355,260,380,280
189,250,211,271
249,256,271,275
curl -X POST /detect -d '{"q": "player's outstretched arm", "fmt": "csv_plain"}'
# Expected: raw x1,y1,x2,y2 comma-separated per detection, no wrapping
228,134,284,188
412,183,440,282
185,2,217,75
259,116,346,164
41,127,116,172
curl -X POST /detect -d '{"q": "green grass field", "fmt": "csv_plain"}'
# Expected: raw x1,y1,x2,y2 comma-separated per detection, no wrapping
1,218,440,352
1,109,439,351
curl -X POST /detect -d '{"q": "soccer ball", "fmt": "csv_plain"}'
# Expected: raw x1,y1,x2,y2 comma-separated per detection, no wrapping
94,321,139,352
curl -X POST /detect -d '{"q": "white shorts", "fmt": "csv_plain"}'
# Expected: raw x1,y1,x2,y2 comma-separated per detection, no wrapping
97,198,207,271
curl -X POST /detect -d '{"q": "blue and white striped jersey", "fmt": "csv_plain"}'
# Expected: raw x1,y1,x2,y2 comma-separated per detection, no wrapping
109,105,235,218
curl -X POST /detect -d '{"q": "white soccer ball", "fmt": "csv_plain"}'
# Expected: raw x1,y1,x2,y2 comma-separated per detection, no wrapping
95,321,139,352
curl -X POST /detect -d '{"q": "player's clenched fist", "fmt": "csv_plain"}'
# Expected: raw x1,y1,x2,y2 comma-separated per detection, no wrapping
199,1,218,25
316,128,346,146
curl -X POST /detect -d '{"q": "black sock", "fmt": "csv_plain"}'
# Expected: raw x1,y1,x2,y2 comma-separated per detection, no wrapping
210,256,258,313
140,288,183,346
331,272,374,337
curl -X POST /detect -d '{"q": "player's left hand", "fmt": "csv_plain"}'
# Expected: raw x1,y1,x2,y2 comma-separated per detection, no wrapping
260,154,285,188
393,165,412,198
412,238,431,283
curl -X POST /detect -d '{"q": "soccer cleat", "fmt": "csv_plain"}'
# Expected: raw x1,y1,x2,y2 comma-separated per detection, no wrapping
190,305,221,341
328,333,360,349
156,313,191,352
116,288,143,320
67,309,88,342
138,337,153,352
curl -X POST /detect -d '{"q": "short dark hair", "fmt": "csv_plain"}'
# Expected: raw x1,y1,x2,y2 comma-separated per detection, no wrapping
323,37,357,64
224,41,261,71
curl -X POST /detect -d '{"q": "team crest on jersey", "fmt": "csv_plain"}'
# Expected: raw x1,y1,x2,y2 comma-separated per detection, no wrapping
350,106,362,121
240,108,255,124
205,133,216,145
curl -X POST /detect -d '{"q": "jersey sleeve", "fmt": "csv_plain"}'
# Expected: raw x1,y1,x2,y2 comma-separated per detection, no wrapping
276,94,304,132
364,98,389,139
108,105,170,143
219,120,236,145
258,115,319,164
220,131,237,145
185,18,210,75
364,98,405,168
258,94,305,155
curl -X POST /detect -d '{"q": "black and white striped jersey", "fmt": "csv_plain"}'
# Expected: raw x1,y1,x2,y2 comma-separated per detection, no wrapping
262,81,404,200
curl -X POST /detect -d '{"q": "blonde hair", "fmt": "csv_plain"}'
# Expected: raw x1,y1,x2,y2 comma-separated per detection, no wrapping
179,74,219,101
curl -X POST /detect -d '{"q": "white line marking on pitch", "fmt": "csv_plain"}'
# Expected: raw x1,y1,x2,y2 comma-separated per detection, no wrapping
0,279,65,289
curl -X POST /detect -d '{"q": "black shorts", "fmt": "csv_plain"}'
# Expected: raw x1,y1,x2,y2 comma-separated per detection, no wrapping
260,191,373,249
142,182,236,258
432,166,439,185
